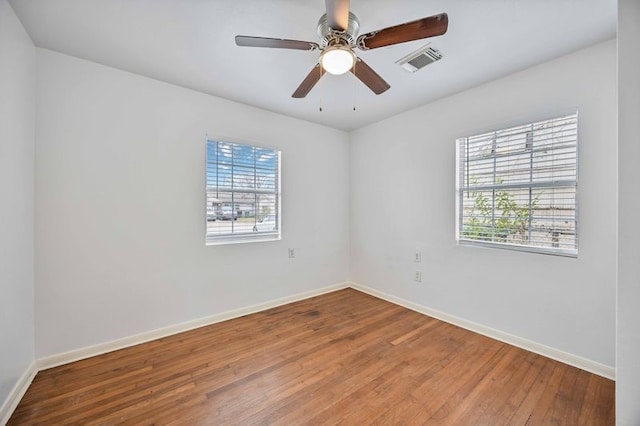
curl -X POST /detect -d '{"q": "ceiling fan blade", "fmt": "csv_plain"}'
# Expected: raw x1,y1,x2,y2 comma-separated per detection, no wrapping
357,13,448,50
351,58,390,95
292,64,325,98
325,0,350,31
235,35,319,51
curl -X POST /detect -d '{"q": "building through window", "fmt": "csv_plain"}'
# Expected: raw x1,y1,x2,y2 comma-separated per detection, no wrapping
456,113,578,256
206,139,281,244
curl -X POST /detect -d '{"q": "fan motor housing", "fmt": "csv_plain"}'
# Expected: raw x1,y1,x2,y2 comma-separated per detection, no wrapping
317,12,360,47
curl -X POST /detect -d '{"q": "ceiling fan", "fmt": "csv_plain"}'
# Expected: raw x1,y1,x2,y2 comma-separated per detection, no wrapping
235,0,448,98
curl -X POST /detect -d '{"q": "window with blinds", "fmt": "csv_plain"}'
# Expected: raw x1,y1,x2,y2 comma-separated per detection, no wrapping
455,113,578,256
206,139,281,244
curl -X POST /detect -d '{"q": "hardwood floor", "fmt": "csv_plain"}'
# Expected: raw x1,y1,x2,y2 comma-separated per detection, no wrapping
9,288,614,425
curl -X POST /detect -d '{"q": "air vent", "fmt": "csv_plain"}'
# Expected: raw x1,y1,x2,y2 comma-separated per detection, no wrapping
396,44,443,73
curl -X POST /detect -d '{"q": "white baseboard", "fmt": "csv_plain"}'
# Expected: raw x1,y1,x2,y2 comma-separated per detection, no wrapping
349,282,616,380
0,361,37,425
38,282,349,371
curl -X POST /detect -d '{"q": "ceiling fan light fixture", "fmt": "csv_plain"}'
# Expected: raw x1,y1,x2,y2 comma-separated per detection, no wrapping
320,46,355,75
235,1,449,98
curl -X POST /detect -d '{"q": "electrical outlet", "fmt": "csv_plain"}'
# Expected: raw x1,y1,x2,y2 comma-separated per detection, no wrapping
414,252,422,263
288,248,295,259
414,271,422,282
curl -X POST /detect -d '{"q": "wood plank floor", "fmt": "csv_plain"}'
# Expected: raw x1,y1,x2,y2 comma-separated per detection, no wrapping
9,288,614,425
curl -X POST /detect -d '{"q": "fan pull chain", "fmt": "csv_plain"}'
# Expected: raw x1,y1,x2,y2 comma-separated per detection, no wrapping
352,60,357,111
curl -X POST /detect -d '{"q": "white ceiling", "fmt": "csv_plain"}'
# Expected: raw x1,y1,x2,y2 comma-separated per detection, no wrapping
10,0,616,131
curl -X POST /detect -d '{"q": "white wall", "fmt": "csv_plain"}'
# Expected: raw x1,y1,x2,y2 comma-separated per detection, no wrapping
617,0,640,422
34,49,350,358
350,40,617,368
0,0,36,406
0,6,627,416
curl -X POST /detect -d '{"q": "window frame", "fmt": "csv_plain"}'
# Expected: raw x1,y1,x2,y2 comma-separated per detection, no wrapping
205,137,281,246
455,113,579,257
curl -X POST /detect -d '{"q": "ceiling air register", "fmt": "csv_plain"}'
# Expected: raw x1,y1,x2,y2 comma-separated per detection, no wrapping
396,44,443,73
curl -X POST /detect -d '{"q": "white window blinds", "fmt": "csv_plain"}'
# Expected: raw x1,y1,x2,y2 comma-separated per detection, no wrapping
456,113,578,256
206,139,281,244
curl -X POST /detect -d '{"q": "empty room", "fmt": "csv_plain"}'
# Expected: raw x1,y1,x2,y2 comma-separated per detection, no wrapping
1,0,639,424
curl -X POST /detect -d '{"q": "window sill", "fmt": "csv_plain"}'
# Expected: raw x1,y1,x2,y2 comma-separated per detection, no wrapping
457,238,578,258
206,233,281,246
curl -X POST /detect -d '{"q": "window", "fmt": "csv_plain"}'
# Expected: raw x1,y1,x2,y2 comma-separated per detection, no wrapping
206,139,281,244
456,113,578,256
